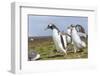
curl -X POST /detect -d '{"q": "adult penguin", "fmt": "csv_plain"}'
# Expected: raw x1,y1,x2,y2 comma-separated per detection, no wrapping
70,24,86,53
45,23,67,55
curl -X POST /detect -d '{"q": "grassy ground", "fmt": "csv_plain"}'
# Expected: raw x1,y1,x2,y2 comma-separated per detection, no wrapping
28,36,88,60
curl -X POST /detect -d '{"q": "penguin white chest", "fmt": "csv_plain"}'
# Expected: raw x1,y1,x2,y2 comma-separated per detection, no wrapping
71,28,85,48
71,29,81,44
52,29,66,52
52,29,60,40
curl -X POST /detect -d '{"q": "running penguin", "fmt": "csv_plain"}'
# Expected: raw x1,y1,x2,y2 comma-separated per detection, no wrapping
45,23,68,55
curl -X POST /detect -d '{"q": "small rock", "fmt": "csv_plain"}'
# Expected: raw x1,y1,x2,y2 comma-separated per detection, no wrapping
28,50,40,61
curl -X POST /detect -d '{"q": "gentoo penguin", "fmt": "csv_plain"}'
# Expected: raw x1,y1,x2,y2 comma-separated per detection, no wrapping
45,23,67,54
70,24,86,53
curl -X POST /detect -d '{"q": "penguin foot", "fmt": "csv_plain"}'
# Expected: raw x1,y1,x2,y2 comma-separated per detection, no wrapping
63,53,67,58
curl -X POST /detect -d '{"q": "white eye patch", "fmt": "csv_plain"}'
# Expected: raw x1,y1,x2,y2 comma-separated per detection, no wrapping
49,23,52,27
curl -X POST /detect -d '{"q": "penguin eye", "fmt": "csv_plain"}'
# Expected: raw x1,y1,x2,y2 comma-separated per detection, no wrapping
48,25,51,28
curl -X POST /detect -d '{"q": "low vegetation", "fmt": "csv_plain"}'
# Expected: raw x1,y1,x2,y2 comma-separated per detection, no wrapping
28,36,88,60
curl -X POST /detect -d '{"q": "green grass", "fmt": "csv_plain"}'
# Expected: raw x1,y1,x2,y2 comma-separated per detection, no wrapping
28,37,88,60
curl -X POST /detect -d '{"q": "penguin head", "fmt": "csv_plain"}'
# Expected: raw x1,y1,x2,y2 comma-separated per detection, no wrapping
70,24,76,33
47,23,55,30
70,24,85,33
70,24,75,28
76,24,85,33
45,23,60,31
70,24,76,29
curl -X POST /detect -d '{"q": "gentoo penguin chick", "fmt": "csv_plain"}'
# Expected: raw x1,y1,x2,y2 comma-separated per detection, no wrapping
70,24,86,53
45,23,67,55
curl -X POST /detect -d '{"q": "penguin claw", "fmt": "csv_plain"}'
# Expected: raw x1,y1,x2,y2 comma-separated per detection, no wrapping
64,53,67,58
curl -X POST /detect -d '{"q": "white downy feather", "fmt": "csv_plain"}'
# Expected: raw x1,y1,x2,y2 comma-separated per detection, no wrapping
71,27,86,50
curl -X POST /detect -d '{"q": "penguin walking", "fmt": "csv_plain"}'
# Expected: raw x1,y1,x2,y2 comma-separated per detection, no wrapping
70,24,86,53
45,23,67,55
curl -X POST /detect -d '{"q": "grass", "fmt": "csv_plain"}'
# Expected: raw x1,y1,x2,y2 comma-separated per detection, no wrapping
28,36,88,60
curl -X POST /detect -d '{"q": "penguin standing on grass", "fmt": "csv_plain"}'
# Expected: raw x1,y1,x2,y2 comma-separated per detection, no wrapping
45,23,67,55
70,24,86,53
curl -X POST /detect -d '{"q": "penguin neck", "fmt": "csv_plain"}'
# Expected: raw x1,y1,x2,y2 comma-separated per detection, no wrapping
52,28,60,35
67,29,71,35
72,28,77,34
